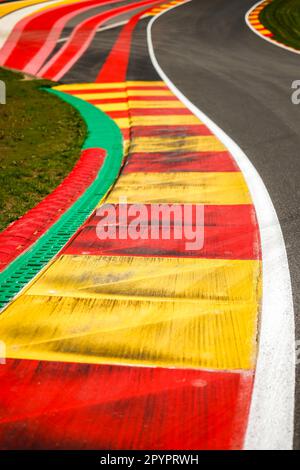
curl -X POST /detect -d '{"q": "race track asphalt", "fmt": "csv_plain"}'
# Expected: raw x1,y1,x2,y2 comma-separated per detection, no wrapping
152,0,300,448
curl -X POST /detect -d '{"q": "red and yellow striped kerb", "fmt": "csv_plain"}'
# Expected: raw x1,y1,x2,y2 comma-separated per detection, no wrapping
247,0,273,38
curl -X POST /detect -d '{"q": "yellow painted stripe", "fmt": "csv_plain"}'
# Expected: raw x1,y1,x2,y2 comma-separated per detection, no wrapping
104,172,251,205
126,89,173,96
0,0,46,18
95,102,129,111
73,90,174,100
56,81,166,91
0,255,261,370
74,92,128,100
113,117,131,129
95,101,185,111
114,115,202,129
0,0,85,19
149,8,165,13
123,140,130,156
118,89,173,97
33,0,84,14
130,135,225,153
57,83,127,91
28,255,261,304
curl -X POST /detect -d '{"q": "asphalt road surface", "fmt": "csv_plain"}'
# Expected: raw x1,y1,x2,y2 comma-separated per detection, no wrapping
152,0,300,447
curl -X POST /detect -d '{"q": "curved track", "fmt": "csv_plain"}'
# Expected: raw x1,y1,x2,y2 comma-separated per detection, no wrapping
152,0,300,448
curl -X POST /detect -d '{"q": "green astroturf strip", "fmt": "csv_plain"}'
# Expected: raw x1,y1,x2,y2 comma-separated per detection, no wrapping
0,88,123,310
260,0,300,50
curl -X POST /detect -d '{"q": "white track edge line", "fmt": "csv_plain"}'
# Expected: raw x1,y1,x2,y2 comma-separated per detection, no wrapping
245,0,300,55
147,0,295,450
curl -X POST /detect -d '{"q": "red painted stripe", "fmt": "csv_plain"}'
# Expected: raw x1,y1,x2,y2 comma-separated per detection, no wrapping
0,148,105,272
96,2,161,82
63,204,261,260
39,0,163,81
123,151,239,172
0,358,253,450
104,110,129,118
1,0,119,72
107,108,192,118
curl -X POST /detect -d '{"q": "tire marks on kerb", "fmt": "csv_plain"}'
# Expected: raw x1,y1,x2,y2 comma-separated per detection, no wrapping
0,0,261,447
0,75,261,448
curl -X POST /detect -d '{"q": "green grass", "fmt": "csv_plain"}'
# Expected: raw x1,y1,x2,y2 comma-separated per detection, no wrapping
260,0,300,50
0,67,86,231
